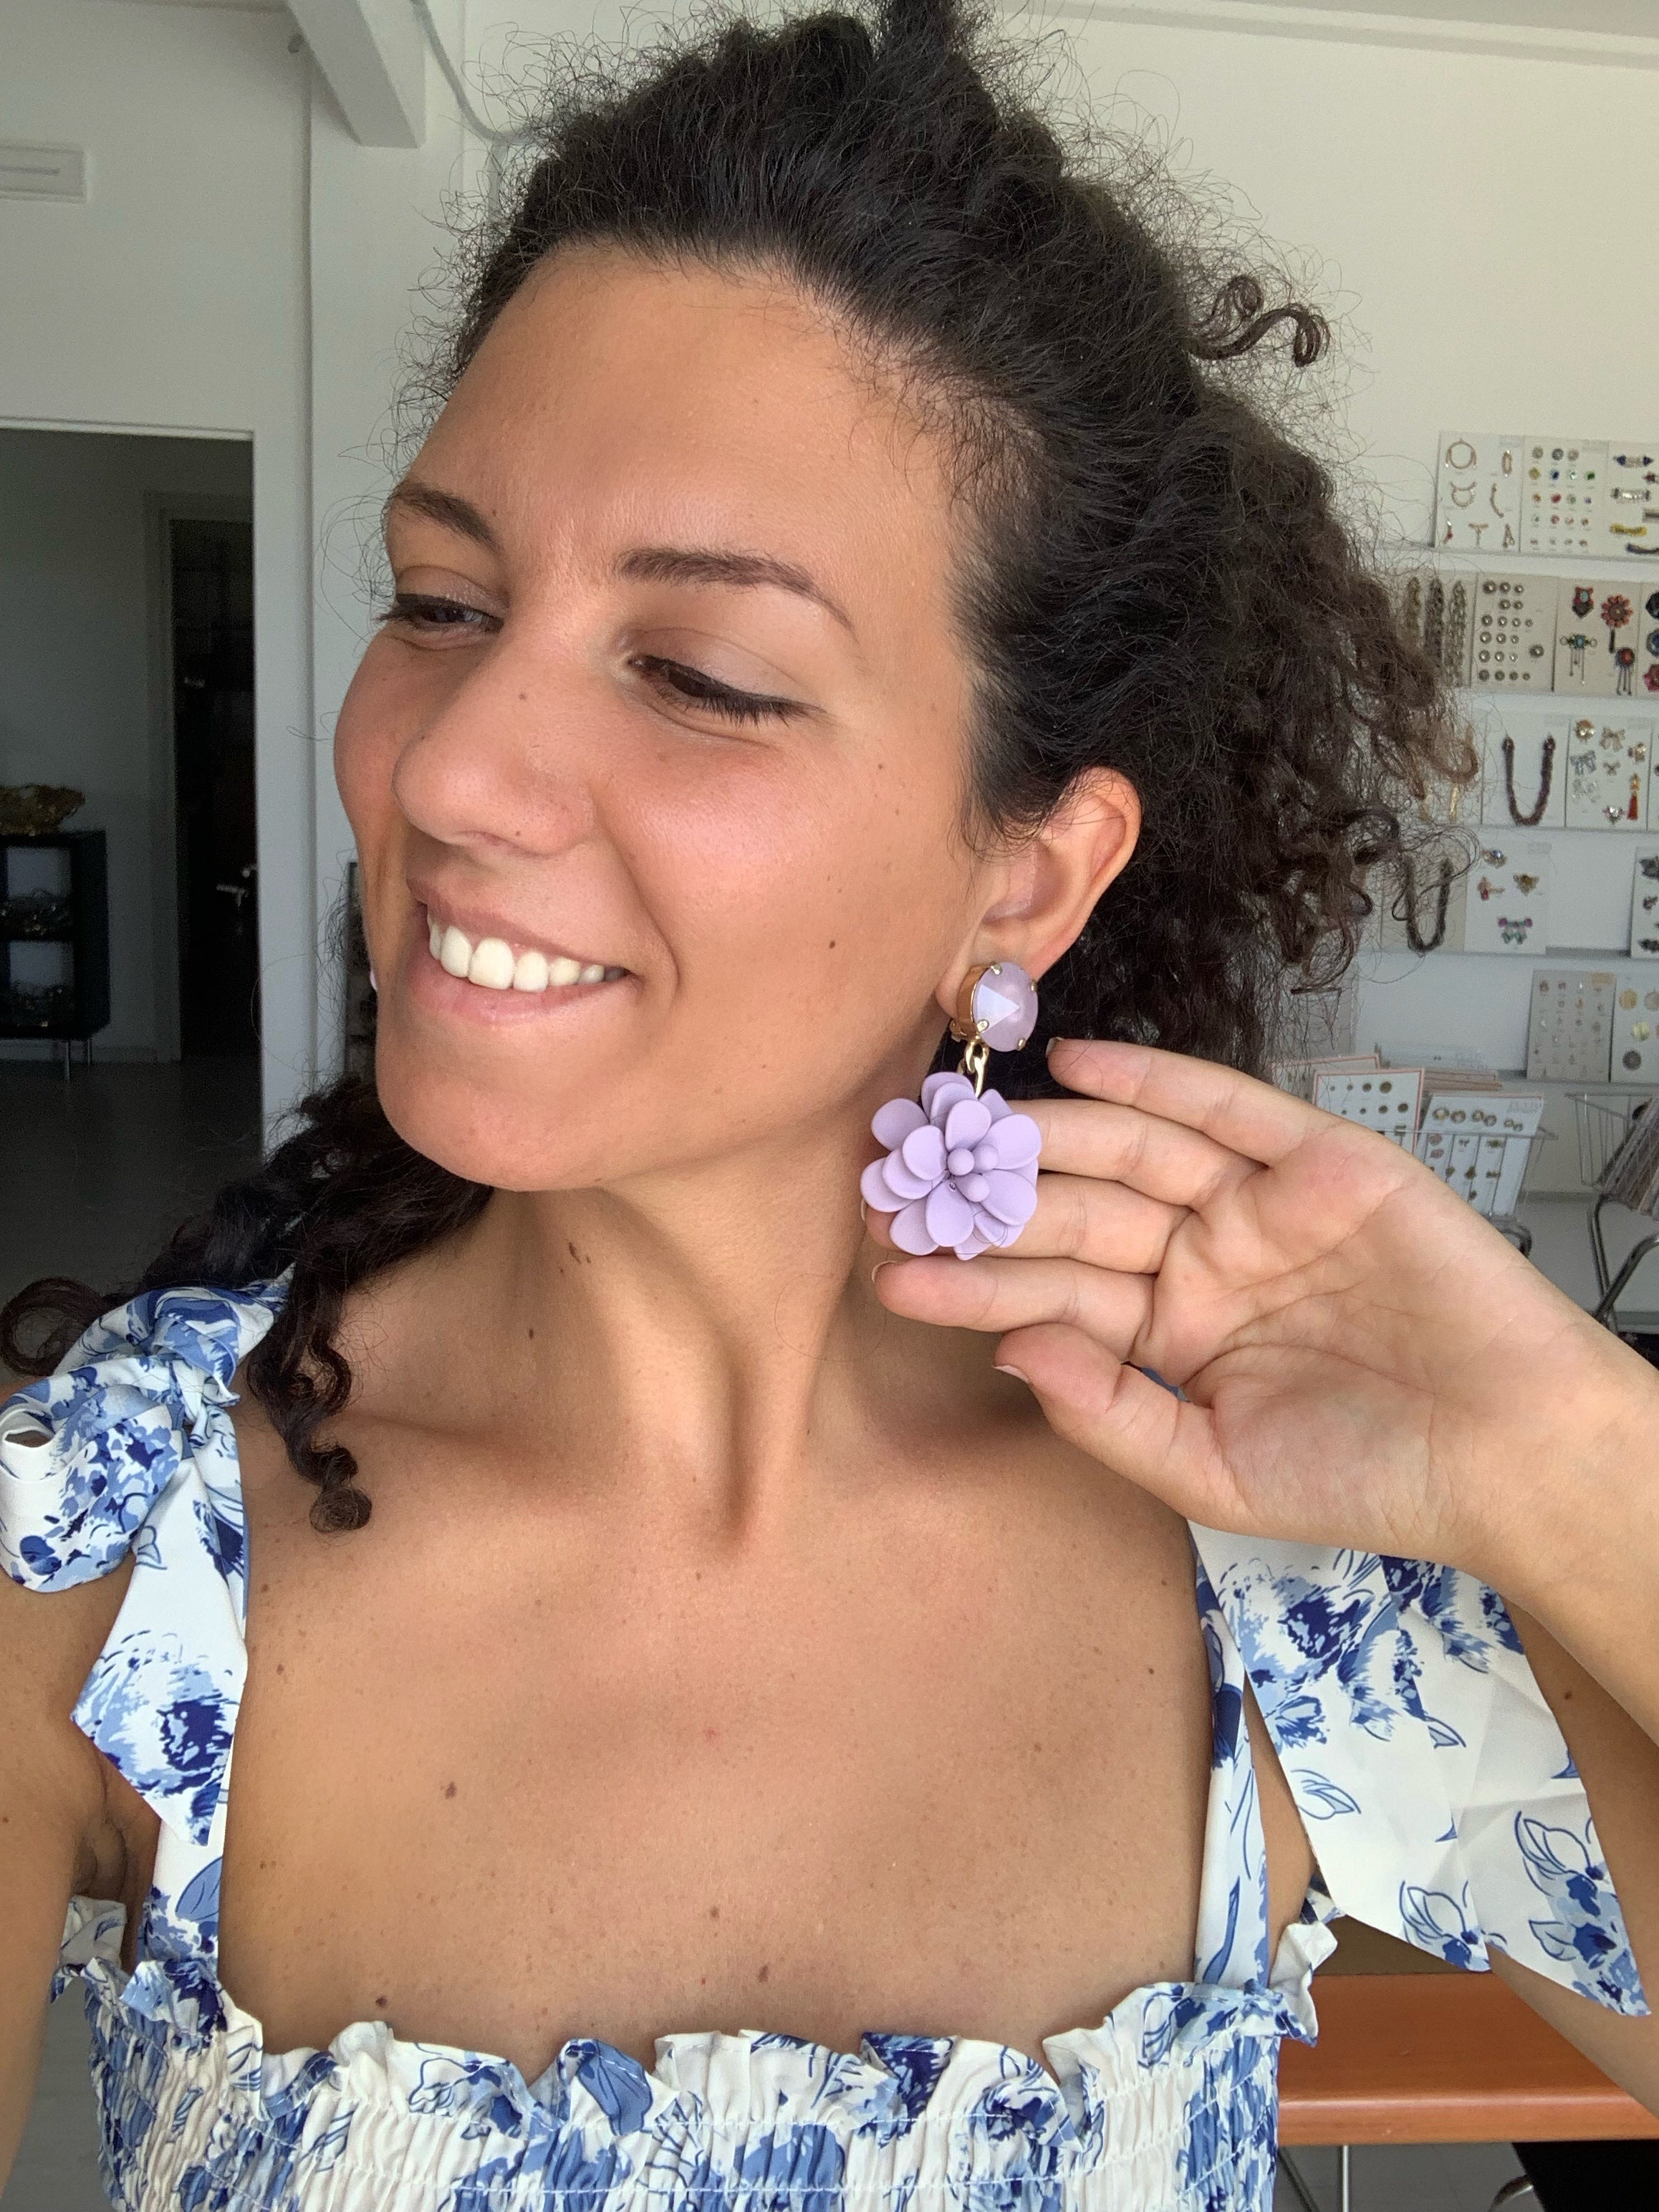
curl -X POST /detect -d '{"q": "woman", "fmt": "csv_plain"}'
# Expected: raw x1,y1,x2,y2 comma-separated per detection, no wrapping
1,1,1656,2206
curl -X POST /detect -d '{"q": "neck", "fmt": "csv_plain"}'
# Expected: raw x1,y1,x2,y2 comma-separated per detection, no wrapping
380,1090,1001,1529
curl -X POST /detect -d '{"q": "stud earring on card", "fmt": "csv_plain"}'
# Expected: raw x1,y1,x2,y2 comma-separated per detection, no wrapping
860,964,1042,1260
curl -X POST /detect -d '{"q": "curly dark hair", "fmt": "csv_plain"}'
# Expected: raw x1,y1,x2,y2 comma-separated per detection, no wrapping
1,0,1470,1530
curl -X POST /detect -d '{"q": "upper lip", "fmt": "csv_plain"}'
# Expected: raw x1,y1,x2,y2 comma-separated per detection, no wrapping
412,890,622,971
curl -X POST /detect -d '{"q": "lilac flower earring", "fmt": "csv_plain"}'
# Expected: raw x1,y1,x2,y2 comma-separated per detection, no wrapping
860,963,1043,1259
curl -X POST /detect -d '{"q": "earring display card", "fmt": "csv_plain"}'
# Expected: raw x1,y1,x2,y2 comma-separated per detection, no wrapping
1415,1091,1543,1218
1479,719,1564,830
1436,432,1522,554
1564,716,1650,830
1605,446,1659,559
1462,840,1550,955
1555,577,1640,698
1610,966,1659,1081
1469,574,1555,691
1639,585,1659,706
1521,436,1607,556
1627,845,1659,958
1526,967,1615,1083
1313,1067,1423,1148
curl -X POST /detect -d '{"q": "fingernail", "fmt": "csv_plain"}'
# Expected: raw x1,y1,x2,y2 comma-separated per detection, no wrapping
858,1198,869,1225
994,1362,1029,1385
872,1259,894,1284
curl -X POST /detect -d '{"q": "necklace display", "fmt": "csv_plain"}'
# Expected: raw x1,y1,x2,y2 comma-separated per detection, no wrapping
1501,733,1556,824
1400,855,1453,953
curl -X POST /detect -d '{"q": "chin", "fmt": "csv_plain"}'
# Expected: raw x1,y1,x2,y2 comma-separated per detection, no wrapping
371,1038,612,1193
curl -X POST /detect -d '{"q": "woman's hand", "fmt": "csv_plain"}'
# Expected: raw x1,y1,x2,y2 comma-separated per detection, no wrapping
870,1039,1659,1724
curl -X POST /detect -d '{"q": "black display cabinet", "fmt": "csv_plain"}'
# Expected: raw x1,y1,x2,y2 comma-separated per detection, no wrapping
0,830,111,1067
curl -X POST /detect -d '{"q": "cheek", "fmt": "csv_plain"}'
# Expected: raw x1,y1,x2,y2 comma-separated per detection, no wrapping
620,728,972,1042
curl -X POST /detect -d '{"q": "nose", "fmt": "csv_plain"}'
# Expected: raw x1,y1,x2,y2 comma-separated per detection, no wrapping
390,628,599,860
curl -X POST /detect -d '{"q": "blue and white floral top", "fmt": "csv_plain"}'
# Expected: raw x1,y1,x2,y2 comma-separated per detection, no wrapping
1,1284,1645,2212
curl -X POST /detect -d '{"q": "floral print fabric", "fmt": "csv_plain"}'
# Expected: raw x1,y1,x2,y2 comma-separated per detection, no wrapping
0,1284,1643,2212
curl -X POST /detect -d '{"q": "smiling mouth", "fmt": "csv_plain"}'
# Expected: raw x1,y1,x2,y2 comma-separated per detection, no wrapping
424,913,627,995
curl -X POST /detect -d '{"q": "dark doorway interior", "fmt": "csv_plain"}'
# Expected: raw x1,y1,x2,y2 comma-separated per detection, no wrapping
171,516,258,1057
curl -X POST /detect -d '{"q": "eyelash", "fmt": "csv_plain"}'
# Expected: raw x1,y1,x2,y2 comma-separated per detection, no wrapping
377,594,805,726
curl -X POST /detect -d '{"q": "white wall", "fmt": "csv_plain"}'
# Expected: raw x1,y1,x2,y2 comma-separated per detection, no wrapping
0,0,309,1115
0,428,251,1057
4,0,1655,1106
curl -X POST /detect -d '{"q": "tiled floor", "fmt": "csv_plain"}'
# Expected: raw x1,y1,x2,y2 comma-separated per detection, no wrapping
0,1062,1635,2210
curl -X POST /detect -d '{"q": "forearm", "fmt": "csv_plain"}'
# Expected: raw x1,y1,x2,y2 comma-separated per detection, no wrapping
1492,1443,1659,1746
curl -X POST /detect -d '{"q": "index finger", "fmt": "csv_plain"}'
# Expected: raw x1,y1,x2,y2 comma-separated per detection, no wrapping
1044,1039,1323,1169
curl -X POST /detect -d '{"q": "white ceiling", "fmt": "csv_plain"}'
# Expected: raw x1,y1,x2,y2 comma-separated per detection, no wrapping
1030,0,1659,67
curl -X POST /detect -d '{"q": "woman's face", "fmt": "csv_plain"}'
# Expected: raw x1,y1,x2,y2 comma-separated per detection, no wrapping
336,246,1022,1191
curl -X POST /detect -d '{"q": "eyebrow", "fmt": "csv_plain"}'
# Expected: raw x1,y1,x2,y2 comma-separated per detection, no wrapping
384,479,853,635
615,545,855,635
383,481,502,553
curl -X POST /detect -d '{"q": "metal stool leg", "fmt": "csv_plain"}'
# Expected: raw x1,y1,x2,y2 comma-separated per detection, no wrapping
1339,2144,1351,2212
1592,1231,1659,1327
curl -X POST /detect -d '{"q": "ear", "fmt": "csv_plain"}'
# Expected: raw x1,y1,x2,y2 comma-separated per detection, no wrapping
937,769,1140,1016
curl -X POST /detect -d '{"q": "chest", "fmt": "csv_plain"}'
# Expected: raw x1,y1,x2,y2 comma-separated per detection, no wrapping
209,1420,1215,2078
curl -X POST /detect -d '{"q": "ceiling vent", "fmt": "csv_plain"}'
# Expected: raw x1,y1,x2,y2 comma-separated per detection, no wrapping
0,143,87,201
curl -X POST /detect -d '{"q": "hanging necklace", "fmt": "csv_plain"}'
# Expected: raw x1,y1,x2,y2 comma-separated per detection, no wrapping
1402,855,1453,953
1502,733,1556,826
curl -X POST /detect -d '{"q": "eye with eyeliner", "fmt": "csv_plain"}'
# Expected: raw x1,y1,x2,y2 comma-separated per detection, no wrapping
377,590,499,638
627,653,809,726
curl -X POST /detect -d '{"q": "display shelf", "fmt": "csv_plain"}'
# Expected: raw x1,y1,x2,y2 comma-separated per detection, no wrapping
0,831,110,1044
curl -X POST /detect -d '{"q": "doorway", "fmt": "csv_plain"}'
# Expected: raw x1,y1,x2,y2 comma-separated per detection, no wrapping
169,515,258,1057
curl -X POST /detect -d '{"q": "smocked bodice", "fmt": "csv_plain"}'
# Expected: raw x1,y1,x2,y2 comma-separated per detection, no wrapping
2,1284,1643,2211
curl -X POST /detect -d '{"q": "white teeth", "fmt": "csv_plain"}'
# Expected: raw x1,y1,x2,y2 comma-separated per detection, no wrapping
468,936,516,991
425,913,617,995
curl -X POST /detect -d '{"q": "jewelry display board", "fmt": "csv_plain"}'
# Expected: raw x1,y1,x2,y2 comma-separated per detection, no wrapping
1312,1065,1423,1147
1520,437,1607,556
1526,967,1615,1083
1479,718,1564,829
1564,716,1651,830
1640,585,1659,702
1393,568,1473,685
1436,432,1521,552
1463,840,1550,954
1469,574,1555,690
1606,447,1658,558
1554,577,1640,697
1629,847,1659,957
1377,850,1468,953
1611,967,1659,1080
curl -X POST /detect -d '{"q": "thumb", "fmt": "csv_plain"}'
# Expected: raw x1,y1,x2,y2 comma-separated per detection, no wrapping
995,1322,1242,1529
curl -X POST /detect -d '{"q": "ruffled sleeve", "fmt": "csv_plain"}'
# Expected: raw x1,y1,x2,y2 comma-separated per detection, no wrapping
0,1284,284,1875
1190,1526,1647,2019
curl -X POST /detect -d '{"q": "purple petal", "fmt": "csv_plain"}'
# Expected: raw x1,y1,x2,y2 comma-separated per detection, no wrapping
943,1097,992,1150
890,1198,938,1254
954,1230,992,1259
871,1097,928,1148
922,1072,976,1122
880,1150,937,1202
860,1158,902,1213
981,1170,1039,1226
925,1182,975,1247
900,1125,946,1183
987,1113,1041,1169
980,1088,1012,1122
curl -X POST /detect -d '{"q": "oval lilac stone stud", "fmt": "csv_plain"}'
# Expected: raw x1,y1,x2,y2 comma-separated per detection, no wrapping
956,962,1038,1052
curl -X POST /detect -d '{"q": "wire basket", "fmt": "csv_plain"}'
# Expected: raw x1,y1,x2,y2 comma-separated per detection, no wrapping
1571,1092,1653,1191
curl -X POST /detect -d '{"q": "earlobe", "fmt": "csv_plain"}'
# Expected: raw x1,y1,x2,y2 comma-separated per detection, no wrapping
948,769,1140,999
